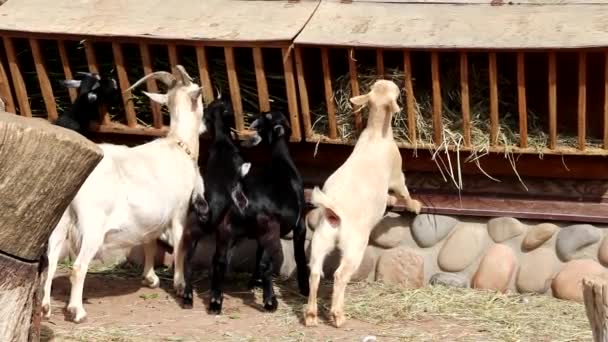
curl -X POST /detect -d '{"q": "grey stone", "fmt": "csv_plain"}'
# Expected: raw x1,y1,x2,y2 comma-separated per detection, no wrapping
522,223,558,251
438,223,487,272
411,214,458,248
555,224,601,262
516,247,560,294
370,212,410,249
487,217,525,243
429,272,469,288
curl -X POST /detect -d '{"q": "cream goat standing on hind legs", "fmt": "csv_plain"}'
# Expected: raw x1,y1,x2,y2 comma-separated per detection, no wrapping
304,80,422,328
41,65,208,323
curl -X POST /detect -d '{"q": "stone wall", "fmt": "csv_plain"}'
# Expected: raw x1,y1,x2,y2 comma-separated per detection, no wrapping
120,211,608,302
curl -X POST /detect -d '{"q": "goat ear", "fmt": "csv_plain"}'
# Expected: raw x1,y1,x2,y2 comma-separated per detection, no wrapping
87,93,98,103
188,87,202,102
61,80,82,89
241,132,262,148
239,162,251,177
388,99,400,114
230,183,249,213
350,94,369,106
273,124,285,137
142,91,168,105
249,118,261,130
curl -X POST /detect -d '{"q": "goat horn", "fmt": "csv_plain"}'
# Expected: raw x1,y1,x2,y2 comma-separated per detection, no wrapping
125,71,176,93
175,65,192,86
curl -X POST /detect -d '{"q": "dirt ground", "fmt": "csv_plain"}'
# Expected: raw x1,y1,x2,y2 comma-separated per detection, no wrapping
40,265,591,342
40,269,485,342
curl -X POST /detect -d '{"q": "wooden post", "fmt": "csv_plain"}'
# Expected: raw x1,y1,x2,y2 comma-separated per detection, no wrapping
0,113,103,342
583,273,608,342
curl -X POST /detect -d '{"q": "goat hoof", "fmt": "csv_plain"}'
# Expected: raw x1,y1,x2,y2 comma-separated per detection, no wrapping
304,311,318,327
142,275,160,289
331,311,345,328
42,303,51,319
247,278,263,290
263,296,278,312
182,293,193,309
208,301,223,315
66,306,87,324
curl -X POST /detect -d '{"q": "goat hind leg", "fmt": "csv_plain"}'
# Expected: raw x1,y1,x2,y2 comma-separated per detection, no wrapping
42,215,69,319
182,234,200,309
293,219,310,296
209,220,232,314
247,244,263,290
171,217,187,296
141,241,160,288
330,238,366,328
257,221,282,312
305,226,335,327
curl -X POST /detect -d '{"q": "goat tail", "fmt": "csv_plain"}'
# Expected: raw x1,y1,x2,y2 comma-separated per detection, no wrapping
310,187,342,228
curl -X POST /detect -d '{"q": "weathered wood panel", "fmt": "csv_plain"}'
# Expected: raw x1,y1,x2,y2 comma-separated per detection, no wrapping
295,2,608,49
0,0,320,44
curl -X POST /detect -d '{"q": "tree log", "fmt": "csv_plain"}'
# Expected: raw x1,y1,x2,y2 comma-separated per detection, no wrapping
0,111,103,342
583,273,608,342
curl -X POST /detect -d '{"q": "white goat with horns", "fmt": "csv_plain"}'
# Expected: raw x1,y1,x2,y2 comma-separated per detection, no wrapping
304,80,422,328
41,65,207,323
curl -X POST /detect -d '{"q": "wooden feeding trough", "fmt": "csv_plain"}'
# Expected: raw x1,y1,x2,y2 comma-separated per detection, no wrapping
0,0,318,141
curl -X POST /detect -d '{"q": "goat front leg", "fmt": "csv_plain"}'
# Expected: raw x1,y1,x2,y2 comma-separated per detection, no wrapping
171,216,187,296
141,241,160,288
182,228,201,309
67,216,106,323
389,164,422,214
209,218,232,315
42,214,70,319
257,219,283,312
247,244,263,290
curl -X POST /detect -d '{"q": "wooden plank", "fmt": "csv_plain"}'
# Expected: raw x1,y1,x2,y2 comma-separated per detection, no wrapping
376,49,384,79
3,37,31,117
431,52,442,145
0,48,15,113
348,48,363,133
295,2,608,49
489,52,499,146
0,0,320,43
460,52,471,147
29,39,58,121
404,51,416,143
195,46,214,104
112,42,137,128
253,47,271,112
578,51,587,151
282,47,301,142
139,43,162,129
321,47,338,140
333,0,603,3
517,52,528,148
224,47,244,133
167,43,179,77
294,47,312,139
57,40,77,102
83,41,110,125
605,51,608,150
548,51,557,150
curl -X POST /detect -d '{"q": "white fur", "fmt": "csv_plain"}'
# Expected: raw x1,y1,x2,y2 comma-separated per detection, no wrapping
41,73,206,323
304,80,422,328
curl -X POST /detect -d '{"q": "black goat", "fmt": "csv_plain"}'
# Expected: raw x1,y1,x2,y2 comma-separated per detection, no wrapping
188,108,310,314
55,72,118,134
181,95,251,308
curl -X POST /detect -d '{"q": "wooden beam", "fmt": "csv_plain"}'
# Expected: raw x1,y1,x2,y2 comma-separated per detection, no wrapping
321,47,338,139
376,49,384,79
139,43,163,129
29,39,58,121
224,47,244,133
282,47,301,141
431,52,443,145
578,51,587,151
83,41,110,125
57,40,77,102
605,51,608,150
3,37,31,117
167,43,179,77
460,52,471,147
517,52,528,148
488,52,499,146
112,42,137,128
404,51,416,143
349,48,363,133
195,46,214,104
548,51,557,150
253,47,271,113
294,47,312,139
0,43,15,113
